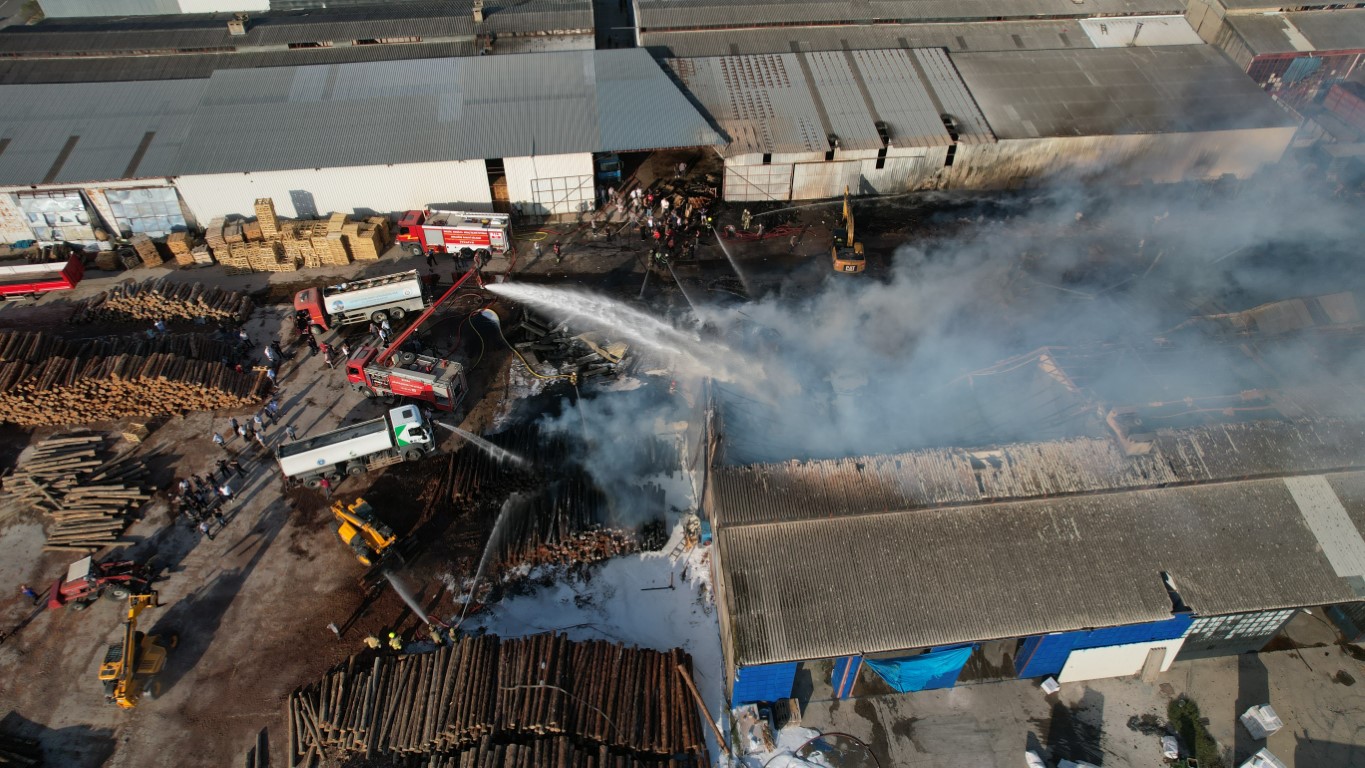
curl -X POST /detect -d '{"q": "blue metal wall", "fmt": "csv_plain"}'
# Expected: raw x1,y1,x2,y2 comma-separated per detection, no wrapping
1015,614,1193,678
732,662,799,705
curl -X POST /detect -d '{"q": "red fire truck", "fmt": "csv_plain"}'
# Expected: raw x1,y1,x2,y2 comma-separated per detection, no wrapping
345,268,483,411
395,209,511,260
0,255,84,300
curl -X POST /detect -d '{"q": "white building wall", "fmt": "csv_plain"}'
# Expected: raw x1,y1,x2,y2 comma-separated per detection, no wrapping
1058,637,1185,683
174,160,492,223
946,128,1295,189
503,153,594,216
725,146,947,201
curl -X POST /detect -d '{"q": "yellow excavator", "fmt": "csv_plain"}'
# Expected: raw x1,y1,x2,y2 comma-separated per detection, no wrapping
98,592,177,708
831,185,866,274
332,498,397,567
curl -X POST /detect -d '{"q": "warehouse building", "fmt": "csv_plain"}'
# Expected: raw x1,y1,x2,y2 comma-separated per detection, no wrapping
0,2,596,85
667,44,1296,201
0,48,722,242
705,417,1365,703
705,299,1365,702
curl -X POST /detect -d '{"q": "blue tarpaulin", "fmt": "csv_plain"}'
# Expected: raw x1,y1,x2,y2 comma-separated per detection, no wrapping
863,646,974,692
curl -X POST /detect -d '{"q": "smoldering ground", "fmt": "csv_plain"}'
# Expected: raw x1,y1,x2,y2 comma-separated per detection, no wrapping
510,169,1365,470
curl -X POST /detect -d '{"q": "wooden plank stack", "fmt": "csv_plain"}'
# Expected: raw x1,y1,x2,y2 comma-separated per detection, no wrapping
0,331,269,427
128,235,163,268
242,221,264,242
70,278,253,324
0,432,151,552
167,232,196,266
342,220,384,261
255,198,280,239
284,634,707,768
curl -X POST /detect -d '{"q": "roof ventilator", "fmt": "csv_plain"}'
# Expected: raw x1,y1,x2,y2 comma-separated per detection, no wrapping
875,121,891,169
227,13,248,36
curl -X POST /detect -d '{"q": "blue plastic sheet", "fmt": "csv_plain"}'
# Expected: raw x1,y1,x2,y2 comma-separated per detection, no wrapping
864,646,974,692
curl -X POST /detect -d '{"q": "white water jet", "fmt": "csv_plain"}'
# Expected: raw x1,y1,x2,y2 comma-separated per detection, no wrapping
435,422,529,467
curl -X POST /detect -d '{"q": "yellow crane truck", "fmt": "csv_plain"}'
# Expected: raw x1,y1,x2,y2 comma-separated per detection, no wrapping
98,592,177,708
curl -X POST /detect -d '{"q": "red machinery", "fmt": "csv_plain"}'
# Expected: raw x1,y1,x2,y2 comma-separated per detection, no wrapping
395,209,511,259
344,268,484,411
0,255,83,300
47,556,153,611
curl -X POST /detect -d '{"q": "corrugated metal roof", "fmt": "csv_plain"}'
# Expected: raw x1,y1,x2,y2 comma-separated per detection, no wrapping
910,47,994,144
0,79,207,184
0,1,590,56
635,0,1184,29
713,419,1365,527
667,54,828,155
949,45,1297,139
1226,10,1365,56
593,48,725,151
718,473,1362,665
666,49,962,155
0,43,479,84
172,49,719,176
640,20,1096,57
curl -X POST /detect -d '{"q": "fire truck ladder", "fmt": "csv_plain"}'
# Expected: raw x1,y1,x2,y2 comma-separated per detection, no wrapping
376,267,484,367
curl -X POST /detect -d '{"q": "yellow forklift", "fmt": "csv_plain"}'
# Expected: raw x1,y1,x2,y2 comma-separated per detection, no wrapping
98,592,177,708
332,497,398,567
831,185,866,274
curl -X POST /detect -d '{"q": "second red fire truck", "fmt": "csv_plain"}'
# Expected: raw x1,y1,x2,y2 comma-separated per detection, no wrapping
395,209,511,261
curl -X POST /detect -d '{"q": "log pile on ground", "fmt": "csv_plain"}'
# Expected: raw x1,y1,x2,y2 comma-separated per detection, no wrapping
0,432,150,552
0,731,43,767
69,278,253,324
286,633,707,767
0,331,267,426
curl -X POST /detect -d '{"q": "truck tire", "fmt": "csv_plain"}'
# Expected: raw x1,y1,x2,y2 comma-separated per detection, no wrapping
109,586,131,599
410,244,424,257
458,247,475,262
324,472,342,483
388,307,406,323
397,351,417,366
371,310,388,325
70,601,89,612
346,463,366,477
305,477,323,489
475,248,491,265
403,448,423,462
359,386,376,398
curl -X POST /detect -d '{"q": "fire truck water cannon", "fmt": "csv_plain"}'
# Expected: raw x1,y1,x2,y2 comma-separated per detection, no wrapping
344,267,485,412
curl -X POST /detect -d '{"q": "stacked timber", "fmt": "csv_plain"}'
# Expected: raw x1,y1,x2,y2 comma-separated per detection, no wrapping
0,331,268,427
242,221,263,242
285,634,707,767
69,278,253,324
128,235,162,268
0,432,150,552
167,232,196,266
254,198,279,239
342,219,384,260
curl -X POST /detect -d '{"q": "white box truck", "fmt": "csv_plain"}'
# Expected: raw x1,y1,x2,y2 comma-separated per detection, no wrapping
293,269,430,331
275,406,435,487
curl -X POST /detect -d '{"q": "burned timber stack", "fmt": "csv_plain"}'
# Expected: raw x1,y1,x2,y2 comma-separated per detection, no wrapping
286,633,708,767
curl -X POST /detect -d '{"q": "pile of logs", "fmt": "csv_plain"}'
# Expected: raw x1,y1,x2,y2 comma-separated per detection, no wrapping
0,331,268,427
286,634,706,767
69,278,253,325
0,731,43,767
0,432,149,552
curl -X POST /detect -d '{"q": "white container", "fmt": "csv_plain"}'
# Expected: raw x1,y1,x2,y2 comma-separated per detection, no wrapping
1240,704,1284,740
1239,747,1288,768
1040,676,1061,695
